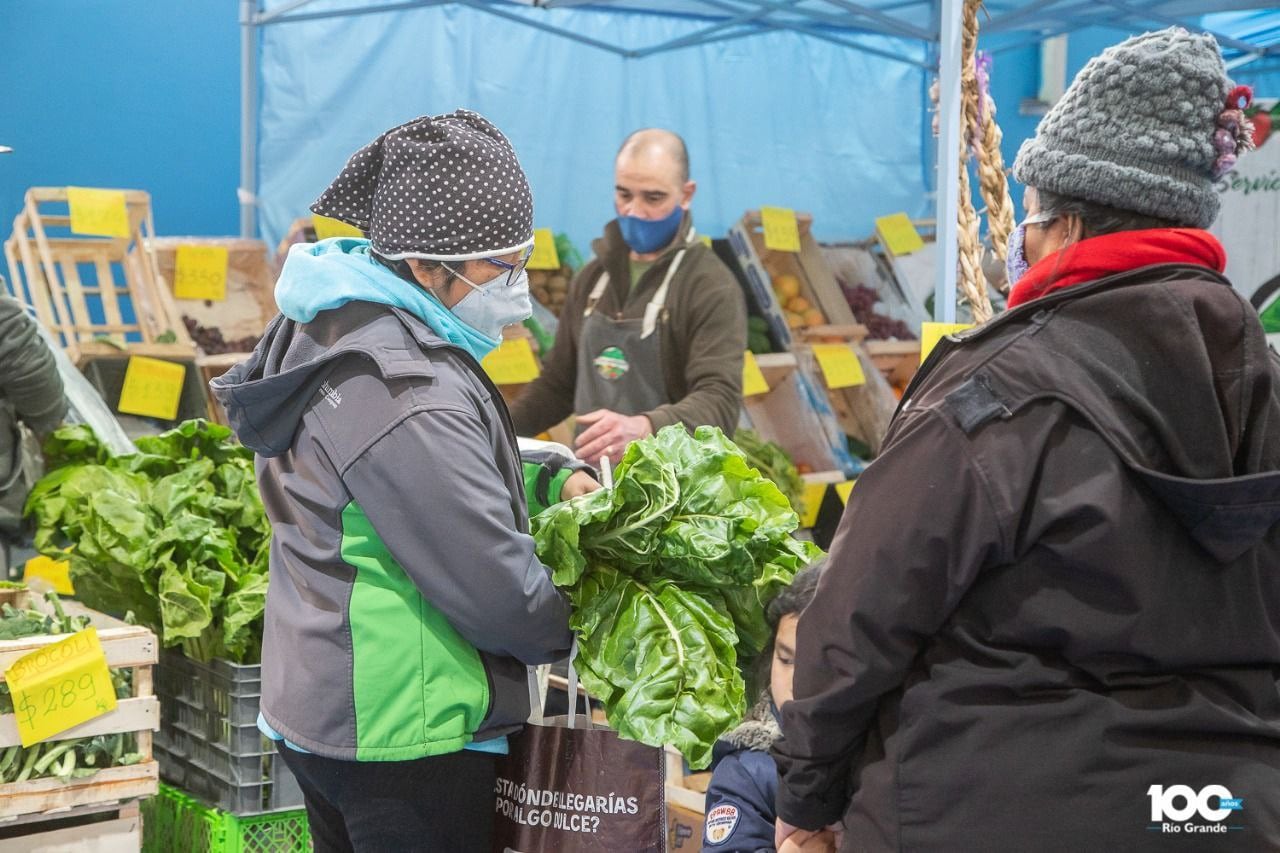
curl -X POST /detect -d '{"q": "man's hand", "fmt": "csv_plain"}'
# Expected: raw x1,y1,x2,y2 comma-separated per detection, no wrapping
777,819,841,852
573,410,652,467
561,470,602,500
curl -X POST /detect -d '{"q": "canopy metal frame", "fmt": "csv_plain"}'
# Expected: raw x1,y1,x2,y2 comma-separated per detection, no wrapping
239,0,1280,319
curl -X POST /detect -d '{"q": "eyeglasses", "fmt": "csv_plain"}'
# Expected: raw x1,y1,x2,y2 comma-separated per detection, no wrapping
480,245,534,288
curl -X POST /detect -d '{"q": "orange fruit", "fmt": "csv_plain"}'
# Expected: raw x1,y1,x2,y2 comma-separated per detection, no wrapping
774,274,802,301
803,308,826,326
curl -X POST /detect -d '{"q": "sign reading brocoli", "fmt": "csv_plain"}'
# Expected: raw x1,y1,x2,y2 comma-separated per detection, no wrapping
533,426,822,768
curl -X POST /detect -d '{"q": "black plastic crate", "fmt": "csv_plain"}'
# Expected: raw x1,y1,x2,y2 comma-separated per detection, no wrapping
153,742,303,816
155,650,303,815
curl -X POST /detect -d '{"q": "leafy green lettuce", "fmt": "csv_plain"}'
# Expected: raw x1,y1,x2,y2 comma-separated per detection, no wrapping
25,421,270,663
533,426,822,768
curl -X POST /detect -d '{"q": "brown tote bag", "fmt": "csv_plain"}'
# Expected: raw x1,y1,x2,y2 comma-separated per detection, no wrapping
492,662,666,852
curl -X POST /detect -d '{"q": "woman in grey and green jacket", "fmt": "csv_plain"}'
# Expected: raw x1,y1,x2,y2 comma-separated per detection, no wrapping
212,111,591,853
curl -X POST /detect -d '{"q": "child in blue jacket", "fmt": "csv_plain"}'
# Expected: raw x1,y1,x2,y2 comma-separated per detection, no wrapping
702,564,828,852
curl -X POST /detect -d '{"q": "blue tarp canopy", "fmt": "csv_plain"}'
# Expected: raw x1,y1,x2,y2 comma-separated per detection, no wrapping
243,0,1280,319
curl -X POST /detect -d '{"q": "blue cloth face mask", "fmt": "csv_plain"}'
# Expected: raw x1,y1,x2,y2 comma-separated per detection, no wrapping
1005,212,1055,287
617,205,684,254
445,265,533,343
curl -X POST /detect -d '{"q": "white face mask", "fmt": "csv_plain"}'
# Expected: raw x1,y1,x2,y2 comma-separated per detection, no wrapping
444,265,533,341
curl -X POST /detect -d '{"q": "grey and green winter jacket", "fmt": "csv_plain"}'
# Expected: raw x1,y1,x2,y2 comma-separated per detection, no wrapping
211,299,575,761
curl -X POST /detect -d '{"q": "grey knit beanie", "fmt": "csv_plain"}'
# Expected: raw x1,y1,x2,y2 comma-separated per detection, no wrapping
1013,28,1240,229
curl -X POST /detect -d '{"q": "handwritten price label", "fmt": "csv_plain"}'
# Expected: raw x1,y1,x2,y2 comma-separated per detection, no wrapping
173,245,229,301
23,555,74,596
811,344,866,389
117,356,186,420
482,338,541,385
799,482,827,528
835,480,856,504
528,229,561,271
919,322,974,363
5,628,117,747
312,215,364,240
875,213,925,256
742,352,770,397
760,207,801,253
67,188,130,239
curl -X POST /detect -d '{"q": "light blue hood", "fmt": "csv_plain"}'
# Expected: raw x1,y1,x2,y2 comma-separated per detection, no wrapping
274,238,500,361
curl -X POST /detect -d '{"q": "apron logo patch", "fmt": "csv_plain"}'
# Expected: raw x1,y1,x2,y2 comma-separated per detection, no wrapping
593,346,630,381
704,804,740,845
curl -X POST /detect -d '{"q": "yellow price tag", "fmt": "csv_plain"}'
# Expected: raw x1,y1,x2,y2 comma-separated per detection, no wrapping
23,556,74,596
173,245,229,301
67,188,130,239
835,480,856,504
482,338,541,385
799,482,827,528
5,628,117,747
742,352,770,397
699,235,713,248
920,322,974,363
528,229,561,271
811,344,866,389
117,356,186,420
760,207,801,253
312,215,364,240
875,213,925,256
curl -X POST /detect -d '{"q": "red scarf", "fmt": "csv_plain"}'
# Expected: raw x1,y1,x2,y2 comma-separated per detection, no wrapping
1007,228,1227,309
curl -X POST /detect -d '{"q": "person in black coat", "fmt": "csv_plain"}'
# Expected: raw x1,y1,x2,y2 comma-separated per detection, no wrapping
702,565,826,852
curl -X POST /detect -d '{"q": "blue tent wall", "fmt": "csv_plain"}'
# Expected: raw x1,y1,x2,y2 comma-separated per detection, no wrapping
2,5,1276,248
256,3,930,254
0,0,240,236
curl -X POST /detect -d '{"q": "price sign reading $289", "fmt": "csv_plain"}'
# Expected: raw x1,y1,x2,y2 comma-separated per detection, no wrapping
5,628,117,747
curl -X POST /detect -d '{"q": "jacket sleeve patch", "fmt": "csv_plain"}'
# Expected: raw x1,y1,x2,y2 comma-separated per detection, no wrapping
704,803,741,846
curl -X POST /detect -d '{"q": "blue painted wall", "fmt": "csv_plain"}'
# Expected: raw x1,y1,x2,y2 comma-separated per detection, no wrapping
0,1,240,237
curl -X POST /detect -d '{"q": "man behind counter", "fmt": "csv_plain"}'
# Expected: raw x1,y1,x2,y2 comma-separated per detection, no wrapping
509,129,745,465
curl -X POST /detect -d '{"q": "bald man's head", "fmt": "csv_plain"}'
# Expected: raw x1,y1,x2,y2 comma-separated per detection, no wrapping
617,129,690,184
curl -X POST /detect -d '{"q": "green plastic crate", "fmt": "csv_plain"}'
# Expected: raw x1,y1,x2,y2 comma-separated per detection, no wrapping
143,783,311,853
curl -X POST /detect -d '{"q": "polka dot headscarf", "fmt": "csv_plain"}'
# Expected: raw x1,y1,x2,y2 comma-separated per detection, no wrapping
310,110,534,260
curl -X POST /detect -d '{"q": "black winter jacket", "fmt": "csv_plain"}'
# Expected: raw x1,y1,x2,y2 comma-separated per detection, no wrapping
774,265,1280,851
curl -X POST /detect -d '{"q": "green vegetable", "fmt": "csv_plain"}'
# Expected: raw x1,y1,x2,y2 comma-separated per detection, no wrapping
733,429,806,517
533,426,823,768
0,595,143,785
25,420,270,664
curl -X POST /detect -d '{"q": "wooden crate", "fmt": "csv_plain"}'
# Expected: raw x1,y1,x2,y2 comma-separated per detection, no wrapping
743,352,861,478
149,237,277,345
0,596,159,822
664,746,707,850
0,802,140,852
727,211,859,353
5,188,195,365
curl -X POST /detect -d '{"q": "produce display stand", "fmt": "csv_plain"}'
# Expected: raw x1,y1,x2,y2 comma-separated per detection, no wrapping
0,595,159,847
150,237,278,425
664,746,708,850
4,188,208,427
742,352,859,480
0,801,142,853
152,650,303,816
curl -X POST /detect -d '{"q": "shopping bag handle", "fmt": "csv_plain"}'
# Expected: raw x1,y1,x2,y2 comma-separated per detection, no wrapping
566,638,592,730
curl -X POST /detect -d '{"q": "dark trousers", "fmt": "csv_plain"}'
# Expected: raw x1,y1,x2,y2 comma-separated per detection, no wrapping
276,743,496,853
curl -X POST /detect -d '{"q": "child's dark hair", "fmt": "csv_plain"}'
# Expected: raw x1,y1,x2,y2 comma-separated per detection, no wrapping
755,561,824,697
766,562,823,629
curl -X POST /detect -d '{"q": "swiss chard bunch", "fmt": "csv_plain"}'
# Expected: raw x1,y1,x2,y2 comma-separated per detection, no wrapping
533,426,822,768
25,421,270,664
